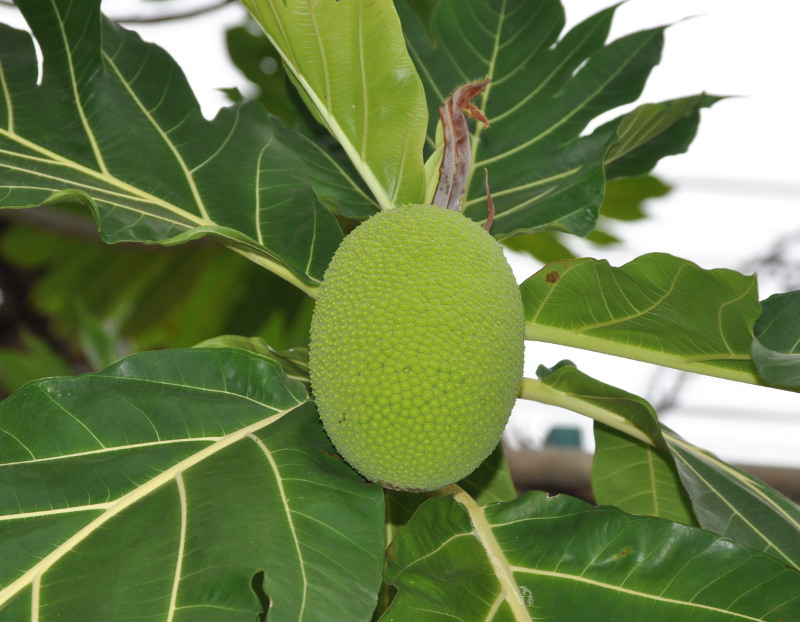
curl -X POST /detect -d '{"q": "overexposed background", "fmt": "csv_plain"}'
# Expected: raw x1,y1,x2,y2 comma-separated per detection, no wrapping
507,1,800,469
1,0,798,468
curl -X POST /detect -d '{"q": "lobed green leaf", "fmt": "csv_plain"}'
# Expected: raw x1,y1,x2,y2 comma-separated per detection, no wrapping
603,94,723,179
532,367,697,527
243,0,428,210
384,490,800,620
752,291,800,388
522,363,800,570
521,253,762,383
593,424,697,526
503,175,672,263
0,0,377,294
0,348,385,621
667,429,800,571
396,0,715,238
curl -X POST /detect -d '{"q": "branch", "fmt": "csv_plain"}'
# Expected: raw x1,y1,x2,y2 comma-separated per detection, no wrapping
0,0,238,23
112,0,237,24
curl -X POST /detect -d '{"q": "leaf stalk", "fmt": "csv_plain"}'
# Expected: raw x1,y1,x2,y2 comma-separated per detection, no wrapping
446,485,533,621
518,377,655,446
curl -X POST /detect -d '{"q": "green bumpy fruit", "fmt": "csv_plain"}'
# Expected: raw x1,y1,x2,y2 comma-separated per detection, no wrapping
309,204,525,491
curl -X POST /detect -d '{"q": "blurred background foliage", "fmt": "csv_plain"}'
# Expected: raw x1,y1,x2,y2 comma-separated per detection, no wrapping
0,208,314,395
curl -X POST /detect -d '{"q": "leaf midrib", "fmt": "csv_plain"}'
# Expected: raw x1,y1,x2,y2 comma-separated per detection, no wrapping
251,0,394,211
513,566,767,621
460,0,505,201
476,29,661,169
526,323,758,384
524,262,759,378
452,486,533,621
0,132,209,227
166,473,188,622
102,50,211,220
249,432,310,618
51,0,109,176
0,60,12,133
0,437,220,469
0,407,297,610
667,432,800,569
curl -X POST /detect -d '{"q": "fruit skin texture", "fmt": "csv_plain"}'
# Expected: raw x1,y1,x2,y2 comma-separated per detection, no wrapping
309,203,524,491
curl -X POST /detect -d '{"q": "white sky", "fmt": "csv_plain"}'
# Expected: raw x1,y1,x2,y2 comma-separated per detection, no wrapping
2,0,799,468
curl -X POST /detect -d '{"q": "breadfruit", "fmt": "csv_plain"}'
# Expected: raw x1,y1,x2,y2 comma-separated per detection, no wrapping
309,203,524,491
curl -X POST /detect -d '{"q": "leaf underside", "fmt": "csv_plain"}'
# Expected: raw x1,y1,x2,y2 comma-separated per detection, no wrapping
593,424,697,526
243,0,429,210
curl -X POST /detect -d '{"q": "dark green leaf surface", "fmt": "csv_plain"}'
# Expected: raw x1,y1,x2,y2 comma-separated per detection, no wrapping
224,19,385,220
593,424,697,525
270,121,379,221
0,349,384,621
384,491,800,621
530,362,663,446
522,253,762,382
534,365,696,527
376,445,516,620
243,0,428,210
0,0,370,293
531,365,696,528
195,334,310,386
752,291,800,388
396,0,714,238
523,364,800,571
666,429,800,571
603,94,722,179
377,445,517,618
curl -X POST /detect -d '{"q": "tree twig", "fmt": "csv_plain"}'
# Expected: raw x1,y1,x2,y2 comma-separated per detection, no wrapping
0,0,238,23
112,0,237,24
